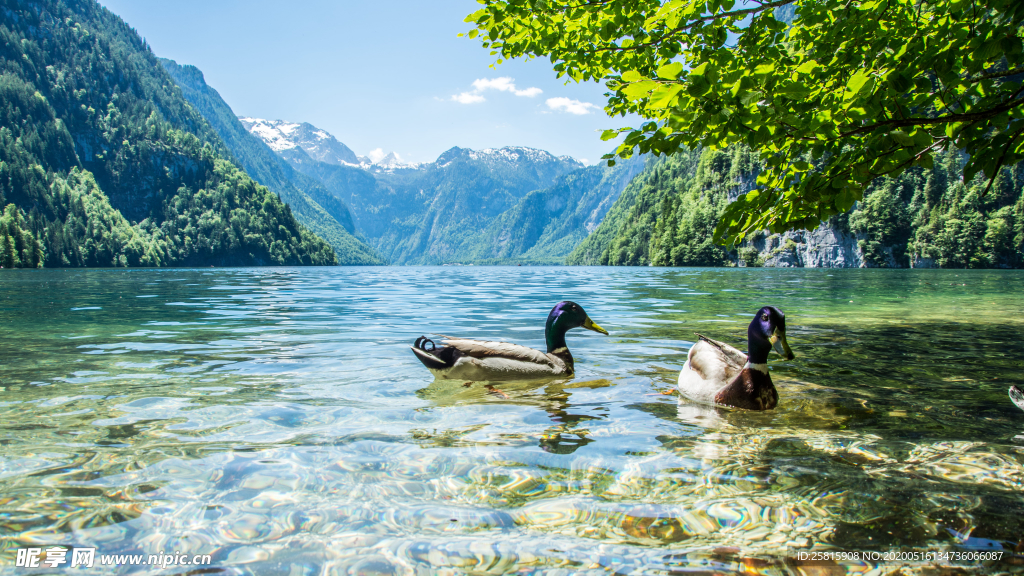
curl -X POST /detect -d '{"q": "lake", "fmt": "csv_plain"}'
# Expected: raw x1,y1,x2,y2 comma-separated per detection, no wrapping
1,267,1022,574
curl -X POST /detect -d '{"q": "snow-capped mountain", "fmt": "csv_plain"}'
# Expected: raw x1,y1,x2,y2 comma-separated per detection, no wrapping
236,116,607,264
238,117,361,166
363,151,425,172
436,146,583,171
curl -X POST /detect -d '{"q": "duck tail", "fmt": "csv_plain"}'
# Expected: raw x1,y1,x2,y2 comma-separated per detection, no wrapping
693,332,724,351
411,336,455,371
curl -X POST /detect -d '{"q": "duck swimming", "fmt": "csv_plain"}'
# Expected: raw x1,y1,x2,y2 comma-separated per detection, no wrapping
678,306,794,410
411,301,608,381
1010,386,1024,412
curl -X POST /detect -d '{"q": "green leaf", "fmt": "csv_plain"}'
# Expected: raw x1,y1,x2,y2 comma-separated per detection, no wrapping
887,71,912,92
657,62,684,79
649,85,683,108
739,88,761,106
622,80,659,100
891,130,916,146
843,70,871,102
795,60,819,76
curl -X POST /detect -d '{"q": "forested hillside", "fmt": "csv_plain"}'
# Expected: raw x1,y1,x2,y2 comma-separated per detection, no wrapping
160,59,381,264
569,147,1024,269
463,153,647,263
0,0,335,268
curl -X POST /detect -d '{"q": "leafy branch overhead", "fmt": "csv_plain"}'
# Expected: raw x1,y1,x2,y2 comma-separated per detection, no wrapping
464,0,1024,243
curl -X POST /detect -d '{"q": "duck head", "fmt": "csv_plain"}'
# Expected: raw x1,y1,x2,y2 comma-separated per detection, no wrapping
545,301,608,353
747,306,795,364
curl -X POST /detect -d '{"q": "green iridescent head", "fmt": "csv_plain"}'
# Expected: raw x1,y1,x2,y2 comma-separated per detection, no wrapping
544,301,608,353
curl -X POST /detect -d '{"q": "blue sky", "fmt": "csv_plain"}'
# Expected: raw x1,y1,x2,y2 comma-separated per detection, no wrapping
98,0,630,165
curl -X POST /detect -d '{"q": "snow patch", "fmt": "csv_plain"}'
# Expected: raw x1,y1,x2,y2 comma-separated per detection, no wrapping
240,118,300,151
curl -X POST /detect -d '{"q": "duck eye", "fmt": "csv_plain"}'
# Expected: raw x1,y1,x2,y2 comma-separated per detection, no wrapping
762,313,769,321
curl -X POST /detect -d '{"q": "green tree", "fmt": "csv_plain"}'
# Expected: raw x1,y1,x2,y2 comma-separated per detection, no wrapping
849,178,913,266
0,0,337,267
466,0,1024,244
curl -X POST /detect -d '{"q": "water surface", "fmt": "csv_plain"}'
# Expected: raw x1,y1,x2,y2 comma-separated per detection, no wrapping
1,267,1022,574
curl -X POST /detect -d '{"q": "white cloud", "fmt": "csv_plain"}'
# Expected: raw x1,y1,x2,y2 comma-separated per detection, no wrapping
368,148,386,163
452,92,486,104
472,77,516,92
451,77,542,103
546,97,599,115
513,86,543,97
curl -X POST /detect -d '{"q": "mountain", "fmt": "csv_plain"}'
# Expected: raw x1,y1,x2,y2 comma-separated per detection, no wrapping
241,118,589,264
159,60,382,264
568,148,730,266
0,0,335,267
375,146,587,264
568,145,1024,269
462,154,648,263
238,117,419,171
238,117,361,166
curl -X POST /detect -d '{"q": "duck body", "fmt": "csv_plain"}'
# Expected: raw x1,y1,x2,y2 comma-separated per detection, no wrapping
678,336,779,410
411,301,607,381
678,306,794,411
412,336,574,380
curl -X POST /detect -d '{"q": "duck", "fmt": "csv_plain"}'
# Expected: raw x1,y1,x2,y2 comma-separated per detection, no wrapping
1010,386,1024,412
411,301,608,381
678,306,795,410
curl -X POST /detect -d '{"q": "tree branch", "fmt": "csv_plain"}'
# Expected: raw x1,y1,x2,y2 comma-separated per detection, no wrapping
838,96,1024,138
594,0,797,53
969,67,1024,82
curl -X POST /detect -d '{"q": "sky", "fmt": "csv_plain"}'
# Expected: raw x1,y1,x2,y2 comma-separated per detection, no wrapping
97,0,632,165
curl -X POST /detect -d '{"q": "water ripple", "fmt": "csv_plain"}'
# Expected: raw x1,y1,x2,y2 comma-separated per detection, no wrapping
1,267,1022,573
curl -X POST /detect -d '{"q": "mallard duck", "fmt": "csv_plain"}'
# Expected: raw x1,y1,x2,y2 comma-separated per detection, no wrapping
678,306,795,410
411,301,608,381
1010,386,1024,412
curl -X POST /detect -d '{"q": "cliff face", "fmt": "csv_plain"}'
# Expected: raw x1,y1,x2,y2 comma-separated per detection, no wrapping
742,225,867,268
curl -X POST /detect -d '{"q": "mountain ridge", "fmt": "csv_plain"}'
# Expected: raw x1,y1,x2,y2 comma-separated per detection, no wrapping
239,117,598,264
0,0,335,268
160,59,383,264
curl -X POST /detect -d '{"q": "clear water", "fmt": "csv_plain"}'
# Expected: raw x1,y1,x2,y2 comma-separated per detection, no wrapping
1,267,1022,574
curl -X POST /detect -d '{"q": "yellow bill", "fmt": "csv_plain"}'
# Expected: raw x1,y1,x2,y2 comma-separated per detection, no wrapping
582,317,609,335
769,328,795,360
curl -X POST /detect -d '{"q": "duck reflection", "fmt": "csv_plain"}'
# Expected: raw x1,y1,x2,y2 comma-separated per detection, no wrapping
675,400,733,430
415,377,611,454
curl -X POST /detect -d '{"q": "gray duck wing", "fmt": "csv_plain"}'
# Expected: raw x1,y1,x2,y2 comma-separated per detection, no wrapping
441,338,556,367
689,334,746,381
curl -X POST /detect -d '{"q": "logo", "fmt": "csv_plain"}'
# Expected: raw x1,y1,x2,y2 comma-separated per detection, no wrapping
15,547,95,568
